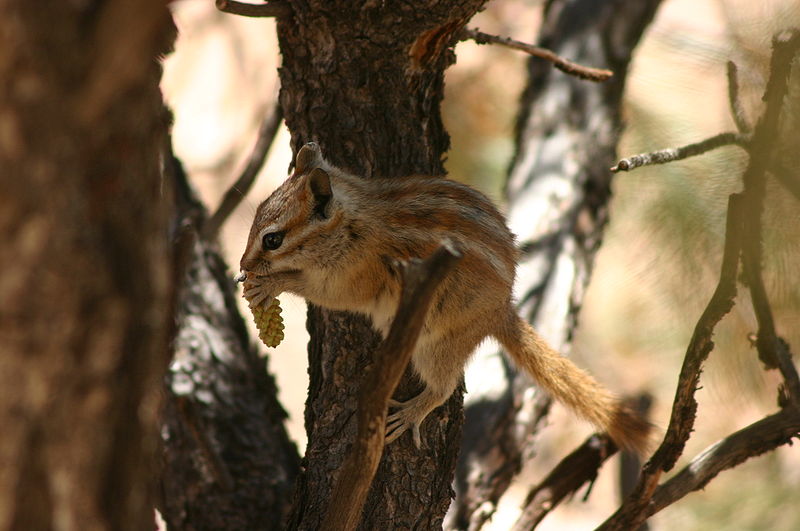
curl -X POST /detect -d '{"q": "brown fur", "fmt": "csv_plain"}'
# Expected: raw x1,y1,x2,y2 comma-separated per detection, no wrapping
240,143,651,453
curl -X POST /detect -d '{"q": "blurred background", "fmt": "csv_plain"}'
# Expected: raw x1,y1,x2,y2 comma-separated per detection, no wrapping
162,0,800,528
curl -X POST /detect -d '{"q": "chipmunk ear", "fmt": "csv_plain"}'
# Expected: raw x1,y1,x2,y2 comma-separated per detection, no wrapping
308,168,332,219
295,142,322,174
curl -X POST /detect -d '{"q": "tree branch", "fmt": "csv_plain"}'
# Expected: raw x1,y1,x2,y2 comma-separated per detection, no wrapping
737,30,800,404
610,132,749,172
511,435,618,531
322,242,463,531
644,192,745,472
599,30,800,530
202,100,283,240
726,61,751,133
215,0,291,18
650,406,800,514
597,193,745,530
460,28,613,82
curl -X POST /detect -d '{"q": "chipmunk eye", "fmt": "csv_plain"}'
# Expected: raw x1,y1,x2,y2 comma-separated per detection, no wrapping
261,231,284,251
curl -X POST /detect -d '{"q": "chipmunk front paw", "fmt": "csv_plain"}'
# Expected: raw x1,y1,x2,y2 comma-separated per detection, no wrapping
242,274,272,308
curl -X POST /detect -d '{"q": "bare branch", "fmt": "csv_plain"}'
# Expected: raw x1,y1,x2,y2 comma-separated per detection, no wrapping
203,101,283,240
598,193,745,531
738,30,800,404
651,406,800,515
512,435,617,531
649,194,744,468
215,0,291,18
322,242,463,531
610,132,749,172
601,407,800,527
600,30,800,530
727,61,751,133
460,28,613,82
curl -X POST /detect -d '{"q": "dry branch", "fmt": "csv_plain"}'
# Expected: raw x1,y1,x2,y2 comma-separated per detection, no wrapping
460,28,613,82
598,193,744,530
650,406,800,514
511,394,651,530
321,242,462,531
512,435,617,531
600,30,800,530
215,0,291,18
610,132,749,172
726,61,751,133
737,30,800,404
203,100,283,240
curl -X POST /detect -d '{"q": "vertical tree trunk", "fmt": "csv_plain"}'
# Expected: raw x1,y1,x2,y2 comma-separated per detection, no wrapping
274,2,486,528
453,0,662,527
0,2,174,529
157,156,300,530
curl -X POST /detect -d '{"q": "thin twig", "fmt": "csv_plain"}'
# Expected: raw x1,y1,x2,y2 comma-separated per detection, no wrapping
511,435,617,531
727,61,751,133
742,226,800,407
610,132,749,172
322,242,463,531
738,30,800,405
460,28,613,82
203,101,283,240
215,0,291,18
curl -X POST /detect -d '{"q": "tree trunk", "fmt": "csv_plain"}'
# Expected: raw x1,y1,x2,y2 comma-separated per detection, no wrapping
274,2,487,528
0,2,174,529
452,0,662,527
157,156,301,530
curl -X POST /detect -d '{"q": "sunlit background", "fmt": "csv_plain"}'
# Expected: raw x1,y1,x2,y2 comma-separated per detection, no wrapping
162,0,800,528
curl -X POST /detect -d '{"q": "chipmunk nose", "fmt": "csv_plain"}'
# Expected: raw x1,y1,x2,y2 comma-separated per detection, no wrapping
240,257,260,272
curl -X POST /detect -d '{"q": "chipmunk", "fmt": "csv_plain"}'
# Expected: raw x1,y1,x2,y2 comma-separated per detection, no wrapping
240,143,651,453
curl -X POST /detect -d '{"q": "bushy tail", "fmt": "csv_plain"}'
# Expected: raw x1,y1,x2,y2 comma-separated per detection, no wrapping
494,311,652,454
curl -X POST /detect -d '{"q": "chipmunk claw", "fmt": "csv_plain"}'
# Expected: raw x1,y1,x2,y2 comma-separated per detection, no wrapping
412,424,422,448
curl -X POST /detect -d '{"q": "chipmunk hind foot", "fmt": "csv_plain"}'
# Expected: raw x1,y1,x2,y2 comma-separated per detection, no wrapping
385,388,449,448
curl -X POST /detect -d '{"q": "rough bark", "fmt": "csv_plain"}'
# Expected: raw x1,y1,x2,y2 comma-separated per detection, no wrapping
452,0,662,528
0,2,174,529
157,157,300,530
274,2,487,528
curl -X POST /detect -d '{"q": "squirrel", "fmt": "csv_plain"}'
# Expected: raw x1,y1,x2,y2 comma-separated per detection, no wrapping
239,143,651,453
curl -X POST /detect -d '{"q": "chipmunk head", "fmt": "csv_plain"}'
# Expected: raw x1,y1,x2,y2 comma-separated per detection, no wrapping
239,143,345,282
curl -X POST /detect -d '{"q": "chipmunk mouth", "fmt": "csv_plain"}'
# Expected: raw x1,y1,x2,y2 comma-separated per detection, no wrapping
265,268,302,278
236,267,301,281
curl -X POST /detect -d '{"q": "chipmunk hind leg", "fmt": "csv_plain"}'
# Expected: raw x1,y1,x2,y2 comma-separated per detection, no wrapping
385,327,485,447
